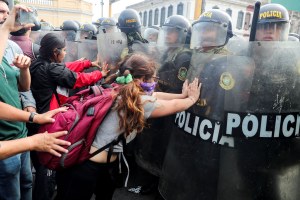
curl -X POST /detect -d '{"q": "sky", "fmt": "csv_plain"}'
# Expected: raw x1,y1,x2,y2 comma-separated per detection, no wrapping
92,0,144,21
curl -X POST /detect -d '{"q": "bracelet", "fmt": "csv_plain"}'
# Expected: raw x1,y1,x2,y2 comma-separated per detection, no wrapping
28,112,37,123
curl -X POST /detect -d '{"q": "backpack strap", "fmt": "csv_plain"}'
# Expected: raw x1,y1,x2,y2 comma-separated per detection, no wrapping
89,133,125,159
90,85,103,96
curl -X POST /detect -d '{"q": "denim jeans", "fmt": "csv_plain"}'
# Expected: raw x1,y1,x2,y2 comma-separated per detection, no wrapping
0,151,33,200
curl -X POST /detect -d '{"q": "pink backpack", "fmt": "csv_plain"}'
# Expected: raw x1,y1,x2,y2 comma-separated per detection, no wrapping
38,85,120,170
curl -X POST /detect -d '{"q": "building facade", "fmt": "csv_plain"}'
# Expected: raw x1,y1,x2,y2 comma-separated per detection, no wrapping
20,0,93,28
127,0,270,37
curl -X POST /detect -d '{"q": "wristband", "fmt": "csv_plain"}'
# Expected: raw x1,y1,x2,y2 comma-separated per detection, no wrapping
28,112,37,123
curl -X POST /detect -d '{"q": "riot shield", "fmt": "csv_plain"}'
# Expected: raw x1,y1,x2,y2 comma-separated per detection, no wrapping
159,41,300,200
77,39,98,61
134,44,192,179
30,31,49,45
64,41,79,62
97,32,127,66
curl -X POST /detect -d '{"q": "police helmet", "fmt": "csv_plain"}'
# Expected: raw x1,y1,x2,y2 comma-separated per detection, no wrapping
288,33,300,42
256,4,290,41
61,20,79,32
99,18,118,33
40,21,54,31
117,9,142,34
157,15,191,47
143,26,159,43
31,20,41,31
93,17,106,26
190,9,233,50
80,23,97,39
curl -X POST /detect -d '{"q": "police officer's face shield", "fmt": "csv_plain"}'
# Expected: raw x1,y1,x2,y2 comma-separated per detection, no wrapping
255,22,290,41
190,22,228,51
143,28,159,43
157,26,187,47
79,31,93,40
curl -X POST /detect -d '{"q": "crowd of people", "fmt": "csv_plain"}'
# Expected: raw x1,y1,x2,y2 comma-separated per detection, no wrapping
0,0,299,200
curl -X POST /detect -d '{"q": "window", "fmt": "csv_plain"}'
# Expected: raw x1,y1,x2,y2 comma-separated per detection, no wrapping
143,11,147,26
226,8,232,17
168,5,173,17
139,12,142,21
160,7,166,26
244,12,251,30
148,10,153,26
177,2,183,15
154,9,159,25
236,10,244,30
212,5,219,9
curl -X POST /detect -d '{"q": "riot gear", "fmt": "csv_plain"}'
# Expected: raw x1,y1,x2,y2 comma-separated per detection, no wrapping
92,17,105,27
79,23,97,39
99,18,118,33
157,15,191,47
117,9,142,34
31,20,41,31
61,20,79,32
143,26,159,43
255,4,290,41
61,20,80,41
289,33,300,42
40,21,54,31
190,9,233,50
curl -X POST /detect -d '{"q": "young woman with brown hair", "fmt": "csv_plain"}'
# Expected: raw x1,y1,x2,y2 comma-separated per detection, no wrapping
55,53,201,200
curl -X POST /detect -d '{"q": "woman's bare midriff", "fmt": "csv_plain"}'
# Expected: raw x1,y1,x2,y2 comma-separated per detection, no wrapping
89,146,118,163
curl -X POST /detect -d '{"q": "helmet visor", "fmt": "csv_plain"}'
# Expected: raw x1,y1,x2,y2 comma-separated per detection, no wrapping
190,22,228,50
255,22,290,41
157,26,187,47
99,25,119,34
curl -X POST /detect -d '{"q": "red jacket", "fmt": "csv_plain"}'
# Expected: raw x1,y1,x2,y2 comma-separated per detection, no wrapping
30,58,103,113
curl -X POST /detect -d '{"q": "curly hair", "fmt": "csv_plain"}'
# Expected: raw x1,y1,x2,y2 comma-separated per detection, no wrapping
114,54,156,136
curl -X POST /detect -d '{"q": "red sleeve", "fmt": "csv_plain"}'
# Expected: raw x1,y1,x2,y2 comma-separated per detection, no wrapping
73,71,103,89
65,60,92,72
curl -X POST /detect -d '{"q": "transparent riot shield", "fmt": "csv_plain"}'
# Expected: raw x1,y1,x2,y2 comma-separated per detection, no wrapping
134,43,192,180
77,39,98,61
97,32,127,66
159,41,300,200
30,31,49,45
64,41,79,62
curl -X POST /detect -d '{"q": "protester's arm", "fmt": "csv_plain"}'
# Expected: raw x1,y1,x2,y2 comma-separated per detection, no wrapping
0,131,71,160
14,54,31,91
150,79,201,118
20,90,36,112
153,79,189,100
0,101,67,124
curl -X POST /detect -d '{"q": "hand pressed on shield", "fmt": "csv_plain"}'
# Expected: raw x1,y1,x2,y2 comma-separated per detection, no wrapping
187,78,201,104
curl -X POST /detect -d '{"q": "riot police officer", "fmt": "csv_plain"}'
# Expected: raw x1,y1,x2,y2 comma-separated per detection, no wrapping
99,17,118,34
79,23,97,40
143,26,159,43
255,3,290,41
157,15,192,93
61,20,80,41
117,8,148,55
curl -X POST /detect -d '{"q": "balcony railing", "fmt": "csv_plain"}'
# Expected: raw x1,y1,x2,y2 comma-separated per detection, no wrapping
20,0,53,5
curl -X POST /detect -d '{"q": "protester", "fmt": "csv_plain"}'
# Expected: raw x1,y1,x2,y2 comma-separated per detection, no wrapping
0,3,70,200
54,53,201,200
